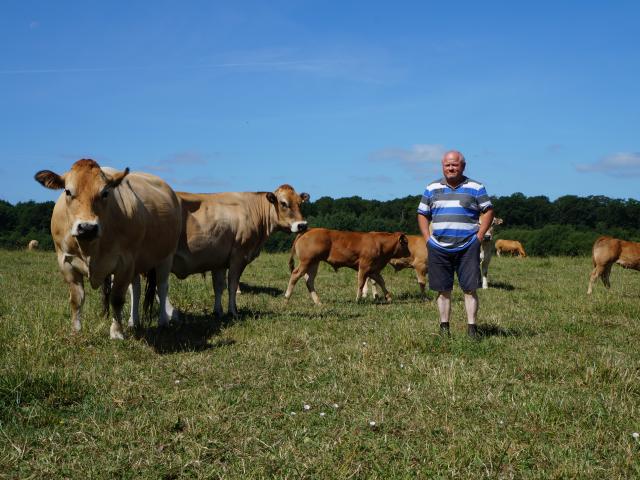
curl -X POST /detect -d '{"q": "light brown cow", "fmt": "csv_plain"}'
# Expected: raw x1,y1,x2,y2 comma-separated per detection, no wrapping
35,159,182,339
587,236,640,294
140,185,309,319
27,239,39,251
480,216,504,289
495,239,526,257
363,234,428,298
285,228,410,304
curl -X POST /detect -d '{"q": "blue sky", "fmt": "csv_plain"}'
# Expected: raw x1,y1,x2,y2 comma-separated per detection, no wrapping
2,0,639,205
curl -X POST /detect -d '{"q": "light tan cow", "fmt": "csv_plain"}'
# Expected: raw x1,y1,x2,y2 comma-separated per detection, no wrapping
27,239,39,251
285,228,410,304
35,159,182,339
587,236,640,294
495,239,526,257
363,234,428,298
480,216,504,289
133,185,308,320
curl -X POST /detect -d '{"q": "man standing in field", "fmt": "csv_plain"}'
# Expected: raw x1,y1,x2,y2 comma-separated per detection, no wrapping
417,150,494,338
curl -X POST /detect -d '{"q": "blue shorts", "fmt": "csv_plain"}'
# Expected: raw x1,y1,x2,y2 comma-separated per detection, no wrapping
427,239,481,292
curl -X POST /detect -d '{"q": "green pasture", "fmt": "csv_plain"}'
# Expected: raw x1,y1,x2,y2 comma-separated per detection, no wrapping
1,250,640,478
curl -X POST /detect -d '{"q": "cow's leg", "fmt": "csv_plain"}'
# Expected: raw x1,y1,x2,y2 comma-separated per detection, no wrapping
414,263,428,298
284,262,310,302
356,268,369,302
212,269,225,317
368,272,392,302
602,264,613,289
109,273,132,340
362,278,379,299
227,262,247,318
155,257,174,327
588,263,608,294
303,262,322,305
480,244,492,289
128,274,141,328
61,259,85,333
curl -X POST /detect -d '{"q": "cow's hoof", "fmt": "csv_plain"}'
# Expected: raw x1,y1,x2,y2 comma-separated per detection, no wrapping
110,324,125,340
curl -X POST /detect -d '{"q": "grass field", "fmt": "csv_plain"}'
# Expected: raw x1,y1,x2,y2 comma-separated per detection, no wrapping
1,249,640,478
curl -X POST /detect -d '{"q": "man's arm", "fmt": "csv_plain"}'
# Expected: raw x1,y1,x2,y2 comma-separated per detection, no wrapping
477,208,495,241
417,214,431,243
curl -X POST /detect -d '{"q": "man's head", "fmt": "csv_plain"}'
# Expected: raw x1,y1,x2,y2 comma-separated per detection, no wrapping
441,150,466,186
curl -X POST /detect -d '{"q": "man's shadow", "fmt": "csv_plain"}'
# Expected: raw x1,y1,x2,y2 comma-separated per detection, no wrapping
477,323,534,338
488,281,516,291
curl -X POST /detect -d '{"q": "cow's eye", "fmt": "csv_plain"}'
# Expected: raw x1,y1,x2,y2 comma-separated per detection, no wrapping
101,189,109,199
280,201,288,209
65,189,72,197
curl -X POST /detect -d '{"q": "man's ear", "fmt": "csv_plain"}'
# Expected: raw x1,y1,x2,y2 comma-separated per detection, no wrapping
300,192,310,203
266,192,277,204
34,170,65,190
106,167,130,188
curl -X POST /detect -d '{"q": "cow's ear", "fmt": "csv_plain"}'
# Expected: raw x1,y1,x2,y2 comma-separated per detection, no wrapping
300,192,310,203
399,233,408,246
107,167,130,188
266,192,277,204
35,170,65,190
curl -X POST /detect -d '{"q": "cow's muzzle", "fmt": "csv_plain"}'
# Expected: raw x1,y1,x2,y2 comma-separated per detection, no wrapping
74,222,100,240
291,221,308,233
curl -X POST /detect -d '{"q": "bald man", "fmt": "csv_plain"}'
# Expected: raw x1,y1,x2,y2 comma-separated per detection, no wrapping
417,150,494,338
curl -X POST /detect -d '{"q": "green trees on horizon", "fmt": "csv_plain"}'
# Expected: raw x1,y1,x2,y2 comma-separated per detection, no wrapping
2,193,639,256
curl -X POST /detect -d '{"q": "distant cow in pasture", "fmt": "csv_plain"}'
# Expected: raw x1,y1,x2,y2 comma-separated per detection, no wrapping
129,185,310,322
27,239,39,251
587,236,640,294
480,216,504,289
495,239,526,257
35,159,182,339
285,228,410,304
363,234,428,299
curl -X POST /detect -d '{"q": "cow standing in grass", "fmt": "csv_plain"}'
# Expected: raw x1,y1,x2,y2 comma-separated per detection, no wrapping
587,236,640,294
495,239,526,257
285,228,410,304
479,216,504,289
35,159,182,339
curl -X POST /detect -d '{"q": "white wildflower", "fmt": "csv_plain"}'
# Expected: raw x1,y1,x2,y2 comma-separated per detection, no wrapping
320,412,326,417
632,432,639,439
303,404,311,411
369,421,376,427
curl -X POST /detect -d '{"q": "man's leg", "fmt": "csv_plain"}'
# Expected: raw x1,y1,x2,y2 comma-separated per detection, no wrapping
458,240,482,338
437,291,452,335
428,243,454,336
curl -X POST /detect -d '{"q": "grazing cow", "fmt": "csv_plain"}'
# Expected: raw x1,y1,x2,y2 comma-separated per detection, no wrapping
35,159,182,339
587,236,640,294
363,234,428,299
495,239,526,257
130,185,309,320
285,228,410,304
479,217,504,289
27,239,39,251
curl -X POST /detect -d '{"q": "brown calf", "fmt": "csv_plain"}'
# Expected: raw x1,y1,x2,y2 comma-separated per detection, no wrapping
285,228,410,304
495,239,526,257
587,236,640,294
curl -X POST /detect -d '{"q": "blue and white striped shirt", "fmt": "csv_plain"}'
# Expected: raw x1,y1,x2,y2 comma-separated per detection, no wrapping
417,176,493,252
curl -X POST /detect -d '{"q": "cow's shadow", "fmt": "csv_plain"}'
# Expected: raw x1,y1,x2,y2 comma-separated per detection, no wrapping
477,323,533,338
488,281,517,291
238,282,284,297
133,313,235,354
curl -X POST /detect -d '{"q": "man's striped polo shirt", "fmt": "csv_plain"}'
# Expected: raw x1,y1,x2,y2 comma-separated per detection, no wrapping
417,176,493,252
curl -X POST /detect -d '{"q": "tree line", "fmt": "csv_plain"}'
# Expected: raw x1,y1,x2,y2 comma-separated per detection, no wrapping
2,193,639,256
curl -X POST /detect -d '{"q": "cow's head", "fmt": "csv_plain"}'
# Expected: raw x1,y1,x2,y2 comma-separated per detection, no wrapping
393,233,411,258
35,159,129,242
266,184,309,233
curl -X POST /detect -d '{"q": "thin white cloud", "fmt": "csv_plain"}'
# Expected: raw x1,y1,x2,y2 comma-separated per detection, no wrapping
170,177,230,190
370,144,446,179
29,21,40,30
143,151,211,174
576,152,640,176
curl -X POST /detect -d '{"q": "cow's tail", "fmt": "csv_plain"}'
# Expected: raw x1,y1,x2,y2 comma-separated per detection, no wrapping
289,234,301,272
143,269,157,318
101,276,112,317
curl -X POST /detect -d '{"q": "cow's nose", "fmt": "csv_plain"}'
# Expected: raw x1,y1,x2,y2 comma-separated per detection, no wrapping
76,222,99,240
298,222,308,232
